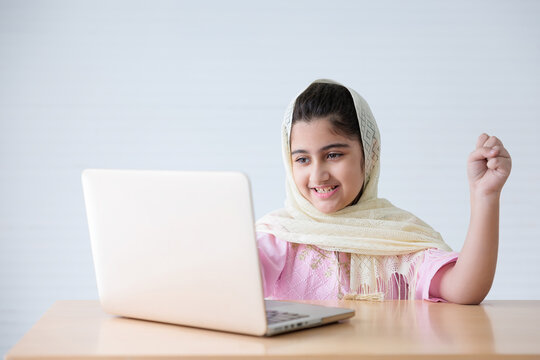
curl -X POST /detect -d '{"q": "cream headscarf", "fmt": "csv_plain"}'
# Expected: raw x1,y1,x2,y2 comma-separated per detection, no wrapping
256,79,452,300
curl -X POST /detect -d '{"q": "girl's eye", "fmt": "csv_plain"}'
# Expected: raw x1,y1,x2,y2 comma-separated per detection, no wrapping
327,153,343,159
295,157,309,164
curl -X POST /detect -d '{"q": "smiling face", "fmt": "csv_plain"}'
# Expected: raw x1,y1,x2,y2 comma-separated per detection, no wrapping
290,117,365,214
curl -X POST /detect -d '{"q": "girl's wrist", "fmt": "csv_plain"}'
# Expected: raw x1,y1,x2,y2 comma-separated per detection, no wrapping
469,188,501,208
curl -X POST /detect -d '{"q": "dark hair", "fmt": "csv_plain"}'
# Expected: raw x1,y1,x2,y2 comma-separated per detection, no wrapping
292,82,362,145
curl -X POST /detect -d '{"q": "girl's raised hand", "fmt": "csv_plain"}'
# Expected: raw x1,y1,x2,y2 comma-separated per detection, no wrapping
467,133,512,197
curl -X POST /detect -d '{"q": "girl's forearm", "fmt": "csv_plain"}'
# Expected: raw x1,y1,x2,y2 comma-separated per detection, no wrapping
434,193,500,304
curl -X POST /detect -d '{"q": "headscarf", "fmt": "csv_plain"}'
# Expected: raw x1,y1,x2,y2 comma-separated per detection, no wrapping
256,79,452,300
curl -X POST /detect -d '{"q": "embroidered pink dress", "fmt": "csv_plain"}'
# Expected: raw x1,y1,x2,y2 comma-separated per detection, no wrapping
257,232,459,302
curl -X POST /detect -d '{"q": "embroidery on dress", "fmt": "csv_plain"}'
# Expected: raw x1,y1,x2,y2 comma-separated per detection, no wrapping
295,245,351,299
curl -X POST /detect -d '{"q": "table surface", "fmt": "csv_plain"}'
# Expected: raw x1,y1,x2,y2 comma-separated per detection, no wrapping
5,300,540,359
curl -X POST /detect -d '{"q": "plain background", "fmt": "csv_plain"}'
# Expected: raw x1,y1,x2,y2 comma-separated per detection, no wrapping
1,0,539,354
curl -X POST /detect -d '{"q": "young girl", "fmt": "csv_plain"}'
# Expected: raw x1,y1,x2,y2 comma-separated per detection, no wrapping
256,79,512,304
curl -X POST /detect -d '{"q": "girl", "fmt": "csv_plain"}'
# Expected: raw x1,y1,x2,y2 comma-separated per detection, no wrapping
256,79,511,304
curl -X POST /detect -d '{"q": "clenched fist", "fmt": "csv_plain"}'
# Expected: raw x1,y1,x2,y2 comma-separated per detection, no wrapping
467,133,512,197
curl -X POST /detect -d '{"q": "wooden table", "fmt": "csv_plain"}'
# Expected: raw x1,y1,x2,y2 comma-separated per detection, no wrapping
5,300,540,359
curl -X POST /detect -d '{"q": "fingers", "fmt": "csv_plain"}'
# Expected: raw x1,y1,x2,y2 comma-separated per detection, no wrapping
476,133,489,149
483,134,501,148
469,146,498,163
475,133,510,158
469,146,512,175
476,133,501,148
486,155,512,175
491,145,510,159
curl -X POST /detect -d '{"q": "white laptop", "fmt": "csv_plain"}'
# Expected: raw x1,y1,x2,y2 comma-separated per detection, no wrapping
81,169,354,336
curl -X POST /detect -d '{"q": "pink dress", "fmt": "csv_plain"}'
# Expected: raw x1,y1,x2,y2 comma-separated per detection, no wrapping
257,232,459,302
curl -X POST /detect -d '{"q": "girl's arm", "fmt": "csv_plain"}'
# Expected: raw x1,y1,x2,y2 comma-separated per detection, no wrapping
430,133,512,305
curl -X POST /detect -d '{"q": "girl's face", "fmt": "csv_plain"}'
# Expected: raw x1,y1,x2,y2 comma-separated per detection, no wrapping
290,117,365,214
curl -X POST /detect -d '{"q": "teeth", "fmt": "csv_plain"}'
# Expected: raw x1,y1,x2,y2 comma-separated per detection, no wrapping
314,186,337,193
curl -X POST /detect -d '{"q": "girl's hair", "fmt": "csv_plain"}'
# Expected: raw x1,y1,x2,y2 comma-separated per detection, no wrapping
292,82,362,146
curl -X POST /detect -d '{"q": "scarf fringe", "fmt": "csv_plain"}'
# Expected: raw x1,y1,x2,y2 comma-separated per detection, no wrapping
343,252,422,301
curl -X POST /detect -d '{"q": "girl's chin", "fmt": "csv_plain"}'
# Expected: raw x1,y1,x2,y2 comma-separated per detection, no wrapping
313,201,343,214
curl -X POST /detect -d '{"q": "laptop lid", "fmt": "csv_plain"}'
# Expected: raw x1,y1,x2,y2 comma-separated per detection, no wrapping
82,169,268,336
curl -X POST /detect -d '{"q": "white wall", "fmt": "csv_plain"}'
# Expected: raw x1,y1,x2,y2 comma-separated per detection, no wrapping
1,0,539,354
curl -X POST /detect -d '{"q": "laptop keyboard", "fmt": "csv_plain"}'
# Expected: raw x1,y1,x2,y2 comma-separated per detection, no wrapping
266,310,309,324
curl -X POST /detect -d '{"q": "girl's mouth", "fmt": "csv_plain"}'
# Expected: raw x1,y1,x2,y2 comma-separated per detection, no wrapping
311,185,339,199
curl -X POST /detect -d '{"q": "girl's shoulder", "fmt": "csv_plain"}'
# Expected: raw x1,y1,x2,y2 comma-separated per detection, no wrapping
256,231,288,255
256,232,314,259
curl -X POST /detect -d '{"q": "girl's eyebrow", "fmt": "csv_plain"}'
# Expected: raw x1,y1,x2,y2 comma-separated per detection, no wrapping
291,143,350,155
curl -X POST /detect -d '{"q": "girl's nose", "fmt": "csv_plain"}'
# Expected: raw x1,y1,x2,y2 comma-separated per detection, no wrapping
311,163,330,183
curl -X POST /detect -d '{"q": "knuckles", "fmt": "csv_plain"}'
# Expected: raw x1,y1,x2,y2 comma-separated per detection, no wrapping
483,136,500,147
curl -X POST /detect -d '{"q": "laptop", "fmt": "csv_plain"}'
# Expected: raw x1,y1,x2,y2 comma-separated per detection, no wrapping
81,169,354,336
